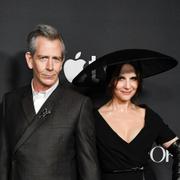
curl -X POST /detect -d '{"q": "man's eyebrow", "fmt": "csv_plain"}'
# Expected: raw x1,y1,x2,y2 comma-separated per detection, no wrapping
37,55,48,58
52,56,64,60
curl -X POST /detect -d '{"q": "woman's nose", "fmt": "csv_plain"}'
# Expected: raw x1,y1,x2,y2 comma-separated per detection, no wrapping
124,80,130,89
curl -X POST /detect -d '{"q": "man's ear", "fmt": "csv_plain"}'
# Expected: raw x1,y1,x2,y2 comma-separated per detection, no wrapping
25,52,33,69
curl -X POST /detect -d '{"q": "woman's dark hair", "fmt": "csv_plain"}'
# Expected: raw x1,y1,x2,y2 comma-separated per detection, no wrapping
106,62,143,103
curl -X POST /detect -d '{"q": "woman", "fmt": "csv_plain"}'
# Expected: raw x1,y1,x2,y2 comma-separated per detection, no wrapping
73,49,180,180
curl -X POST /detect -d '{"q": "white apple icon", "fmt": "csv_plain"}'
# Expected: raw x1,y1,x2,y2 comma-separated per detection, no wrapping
89,55,96,64
63,52,86,82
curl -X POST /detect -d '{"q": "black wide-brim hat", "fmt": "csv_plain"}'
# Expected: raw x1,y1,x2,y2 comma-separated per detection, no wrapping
72,49,178,87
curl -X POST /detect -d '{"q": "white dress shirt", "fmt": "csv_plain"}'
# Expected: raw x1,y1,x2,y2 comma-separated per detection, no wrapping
31,80,59,114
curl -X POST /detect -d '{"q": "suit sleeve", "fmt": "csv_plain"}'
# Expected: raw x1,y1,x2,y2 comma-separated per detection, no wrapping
76,97,101,180
0,95,10,180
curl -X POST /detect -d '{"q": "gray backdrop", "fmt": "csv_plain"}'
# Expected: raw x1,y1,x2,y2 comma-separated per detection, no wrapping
0,0,180,179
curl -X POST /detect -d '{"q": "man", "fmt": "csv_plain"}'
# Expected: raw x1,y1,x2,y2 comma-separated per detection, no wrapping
0,24,100,180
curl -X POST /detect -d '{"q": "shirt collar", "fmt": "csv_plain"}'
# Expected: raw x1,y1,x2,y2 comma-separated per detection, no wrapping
31,79,59,98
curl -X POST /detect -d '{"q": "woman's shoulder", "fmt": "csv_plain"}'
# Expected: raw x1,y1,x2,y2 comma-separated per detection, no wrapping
139,104,164,125
138,104,156,113
94,103,113,122
98,104,108,113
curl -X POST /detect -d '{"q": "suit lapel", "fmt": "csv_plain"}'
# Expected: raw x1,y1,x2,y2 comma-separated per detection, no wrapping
21,87,36,123
13,85,63,155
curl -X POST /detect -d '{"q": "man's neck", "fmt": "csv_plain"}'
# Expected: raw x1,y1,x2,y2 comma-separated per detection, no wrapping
31,79,59,93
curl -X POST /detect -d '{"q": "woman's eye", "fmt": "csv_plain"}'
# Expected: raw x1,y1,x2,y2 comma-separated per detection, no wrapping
117,76,124,80
131,77,137,81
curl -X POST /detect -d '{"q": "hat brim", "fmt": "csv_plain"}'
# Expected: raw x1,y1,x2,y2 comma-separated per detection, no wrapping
73,49,178,87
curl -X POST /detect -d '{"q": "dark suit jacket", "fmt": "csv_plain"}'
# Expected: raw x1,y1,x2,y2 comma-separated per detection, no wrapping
0,84,100,180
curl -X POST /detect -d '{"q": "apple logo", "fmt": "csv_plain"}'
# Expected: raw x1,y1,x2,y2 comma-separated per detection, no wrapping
63,51,96,82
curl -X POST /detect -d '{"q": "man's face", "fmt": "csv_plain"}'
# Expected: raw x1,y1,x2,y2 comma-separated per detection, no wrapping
25,36,64,91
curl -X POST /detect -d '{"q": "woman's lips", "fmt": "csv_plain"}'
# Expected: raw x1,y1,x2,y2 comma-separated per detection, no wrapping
121,91,132,95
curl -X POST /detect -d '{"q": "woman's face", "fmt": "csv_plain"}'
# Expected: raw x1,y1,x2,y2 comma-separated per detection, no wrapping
113,64,138,102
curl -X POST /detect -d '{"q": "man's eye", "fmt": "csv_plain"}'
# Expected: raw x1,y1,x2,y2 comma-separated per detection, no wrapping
54,57,63,62
40,57,47,61
54,58,61,62
53,58,63,63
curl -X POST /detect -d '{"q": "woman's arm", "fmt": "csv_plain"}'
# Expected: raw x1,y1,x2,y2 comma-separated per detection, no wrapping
163,137,179,148
164,137,180,180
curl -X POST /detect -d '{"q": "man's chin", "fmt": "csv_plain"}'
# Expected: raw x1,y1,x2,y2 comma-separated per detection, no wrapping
42,80,58,88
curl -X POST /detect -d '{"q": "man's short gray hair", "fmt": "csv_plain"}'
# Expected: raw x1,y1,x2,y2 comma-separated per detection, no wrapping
27,24,65,58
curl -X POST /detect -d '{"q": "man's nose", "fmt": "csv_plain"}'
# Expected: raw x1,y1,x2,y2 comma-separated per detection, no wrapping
46,59,54,70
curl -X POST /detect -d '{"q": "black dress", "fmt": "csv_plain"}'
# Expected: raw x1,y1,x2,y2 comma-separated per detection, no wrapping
95,105,176,180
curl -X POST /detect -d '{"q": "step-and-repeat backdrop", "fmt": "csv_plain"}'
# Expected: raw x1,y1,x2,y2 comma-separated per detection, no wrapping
0,1,180,179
